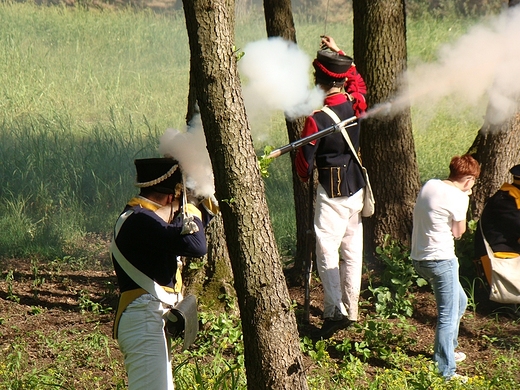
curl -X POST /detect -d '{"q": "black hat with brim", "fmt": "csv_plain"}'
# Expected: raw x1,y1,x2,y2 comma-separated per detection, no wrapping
134,157,182,194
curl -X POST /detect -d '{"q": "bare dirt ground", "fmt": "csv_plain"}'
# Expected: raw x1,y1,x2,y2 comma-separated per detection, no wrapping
1,257,519,387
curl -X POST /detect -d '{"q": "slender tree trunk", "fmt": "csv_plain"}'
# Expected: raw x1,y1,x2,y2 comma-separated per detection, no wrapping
183,28,235,312
262,0,311,284
182,0,308,388
352,0,421,255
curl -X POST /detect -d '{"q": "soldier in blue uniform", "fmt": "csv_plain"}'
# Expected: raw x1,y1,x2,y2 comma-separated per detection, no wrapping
111,157,216,390
474,164,520,303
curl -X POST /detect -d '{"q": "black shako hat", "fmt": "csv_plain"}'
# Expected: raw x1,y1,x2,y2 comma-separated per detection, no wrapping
134,157,182,194
313,50,353,85
510,164,520,179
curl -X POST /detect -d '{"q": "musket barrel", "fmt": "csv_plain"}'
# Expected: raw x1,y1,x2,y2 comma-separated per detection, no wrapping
265,115,358,160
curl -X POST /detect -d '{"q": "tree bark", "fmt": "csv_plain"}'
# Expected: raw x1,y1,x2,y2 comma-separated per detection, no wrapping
352,0,421,256
182,27,235,313
467,111,520,220
182,0,308,388
262,0,311,284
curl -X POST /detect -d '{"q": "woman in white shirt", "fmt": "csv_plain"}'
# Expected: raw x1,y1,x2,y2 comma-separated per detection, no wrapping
411,154,480,381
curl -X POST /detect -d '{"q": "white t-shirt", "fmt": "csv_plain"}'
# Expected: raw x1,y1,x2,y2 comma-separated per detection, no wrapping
411,179,469,261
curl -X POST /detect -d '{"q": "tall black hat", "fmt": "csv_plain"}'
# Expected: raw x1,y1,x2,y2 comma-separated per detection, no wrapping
134,157,182,194
313,50,353,85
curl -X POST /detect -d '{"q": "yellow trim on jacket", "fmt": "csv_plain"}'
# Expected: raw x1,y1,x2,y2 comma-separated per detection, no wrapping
500,183,520,209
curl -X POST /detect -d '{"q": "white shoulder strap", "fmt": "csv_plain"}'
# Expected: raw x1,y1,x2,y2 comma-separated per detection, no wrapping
111,209,180,306
479,218,497,261
321,106,363,167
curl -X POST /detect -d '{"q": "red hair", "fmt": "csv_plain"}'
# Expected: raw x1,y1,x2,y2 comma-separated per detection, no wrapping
448,154,480,180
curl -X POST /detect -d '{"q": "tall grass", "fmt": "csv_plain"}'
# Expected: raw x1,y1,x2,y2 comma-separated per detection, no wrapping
0,3,488,260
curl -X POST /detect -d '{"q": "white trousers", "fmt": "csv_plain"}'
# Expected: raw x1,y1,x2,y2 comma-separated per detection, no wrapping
314,184,364,321
118,294,174,390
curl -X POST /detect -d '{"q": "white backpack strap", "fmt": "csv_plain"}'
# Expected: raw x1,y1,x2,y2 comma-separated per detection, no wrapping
321,105,363,167
479,218,497,261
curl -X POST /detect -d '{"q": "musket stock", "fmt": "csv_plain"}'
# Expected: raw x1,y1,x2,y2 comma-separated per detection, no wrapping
265,115,358,159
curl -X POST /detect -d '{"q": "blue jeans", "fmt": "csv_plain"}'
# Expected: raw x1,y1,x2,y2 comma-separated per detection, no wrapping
413,258,467,379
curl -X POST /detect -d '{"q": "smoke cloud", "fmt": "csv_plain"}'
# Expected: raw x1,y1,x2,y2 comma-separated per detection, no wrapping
238,37,324,125
158,114,215,198
379,6,520,126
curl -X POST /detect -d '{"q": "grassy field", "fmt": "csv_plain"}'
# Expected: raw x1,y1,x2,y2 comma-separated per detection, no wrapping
0,3,485,259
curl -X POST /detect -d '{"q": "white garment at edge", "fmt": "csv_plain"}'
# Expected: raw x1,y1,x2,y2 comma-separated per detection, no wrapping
411,179,469,261
118,294,174,390
314,183,364,321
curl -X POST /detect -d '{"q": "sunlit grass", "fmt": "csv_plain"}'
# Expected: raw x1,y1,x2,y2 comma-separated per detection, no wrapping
0,2,491,257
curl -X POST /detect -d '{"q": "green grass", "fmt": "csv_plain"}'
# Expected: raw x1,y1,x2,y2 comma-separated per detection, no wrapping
0,3,490,257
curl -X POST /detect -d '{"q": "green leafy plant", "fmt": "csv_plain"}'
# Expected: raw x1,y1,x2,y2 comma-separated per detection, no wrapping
258,145,275,178
371,235,427,318
461,275,482,315
5,270,20,303
77,290,111,315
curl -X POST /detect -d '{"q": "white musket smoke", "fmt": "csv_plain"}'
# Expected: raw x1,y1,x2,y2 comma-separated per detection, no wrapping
158,114,215,198
379,6,520,126
238,37,324,130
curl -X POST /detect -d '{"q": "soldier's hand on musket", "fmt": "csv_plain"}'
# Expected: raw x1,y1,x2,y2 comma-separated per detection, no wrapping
320,35,340,53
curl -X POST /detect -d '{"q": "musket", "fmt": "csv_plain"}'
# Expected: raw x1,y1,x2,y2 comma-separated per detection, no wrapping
265,115,358,159
303,168,315,324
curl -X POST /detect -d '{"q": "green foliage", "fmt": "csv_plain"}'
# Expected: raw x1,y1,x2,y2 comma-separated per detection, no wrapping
370,235,426,318
460,275,483,315
4,270,20,303
298,313,519,389
258,145,275,178
172,310,246,389
78,289,112,315
1,282,518,389
456,219,479,277
406,0,504,19
0,327,124,389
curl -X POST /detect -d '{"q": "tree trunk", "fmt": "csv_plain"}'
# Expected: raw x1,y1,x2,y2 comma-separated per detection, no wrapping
262,0,311,284
182,34,235,313
182,215,237,314
352,0,421,256
467,111,520,220
182,0,308,388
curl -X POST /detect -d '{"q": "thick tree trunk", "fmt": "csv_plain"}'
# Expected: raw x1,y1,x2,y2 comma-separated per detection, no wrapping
182,216,237,314
468,112,520,219
263,0,311,284
182,0,308,388
352,0,421,256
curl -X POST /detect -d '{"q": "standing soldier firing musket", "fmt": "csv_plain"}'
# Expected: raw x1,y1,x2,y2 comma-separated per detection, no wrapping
294,36,368,339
